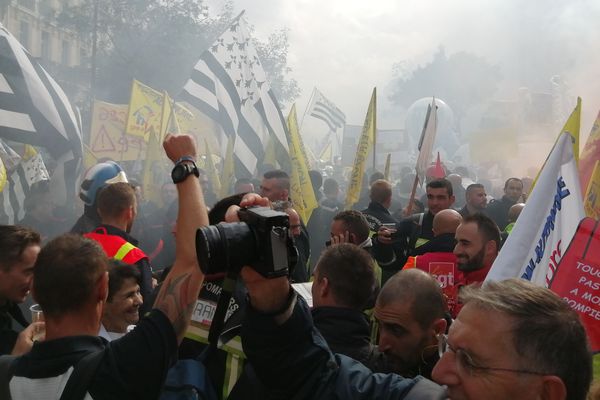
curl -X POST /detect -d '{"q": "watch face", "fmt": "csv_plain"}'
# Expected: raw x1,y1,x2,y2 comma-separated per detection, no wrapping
172,164,186,183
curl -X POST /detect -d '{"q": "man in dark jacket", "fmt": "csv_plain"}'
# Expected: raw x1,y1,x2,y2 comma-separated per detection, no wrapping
311,243,391,373
0,226,42,356
486,178,523,231
362,179,398,232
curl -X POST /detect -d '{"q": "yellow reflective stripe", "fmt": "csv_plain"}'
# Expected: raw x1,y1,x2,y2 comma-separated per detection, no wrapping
114,242,136,260
415,238,429,248
185,324,246,357
223,353,243,398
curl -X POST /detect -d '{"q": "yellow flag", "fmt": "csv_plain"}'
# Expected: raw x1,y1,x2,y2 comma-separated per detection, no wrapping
384,153,391,180
584,160,600,219
530,97,581,191
345,88,376,209
319,142,332,163
287,104,318,222
220,136,235,199
125,80,163,141
0,156,6,192
204,139,221,196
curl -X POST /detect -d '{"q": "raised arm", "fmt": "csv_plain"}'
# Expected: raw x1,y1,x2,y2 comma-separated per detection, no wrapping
153,133,208,343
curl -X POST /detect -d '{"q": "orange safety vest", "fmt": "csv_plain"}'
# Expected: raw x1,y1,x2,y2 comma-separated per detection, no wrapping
84,227,148,265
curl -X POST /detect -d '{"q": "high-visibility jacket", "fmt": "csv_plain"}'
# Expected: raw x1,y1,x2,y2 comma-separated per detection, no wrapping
84,227,148,265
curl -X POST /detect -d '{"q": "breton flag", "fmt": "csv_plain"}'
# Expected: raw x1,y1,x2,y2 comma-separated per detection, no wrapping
306,88,346,132
0,24,82,210
180,11,290,177
486,133,584,286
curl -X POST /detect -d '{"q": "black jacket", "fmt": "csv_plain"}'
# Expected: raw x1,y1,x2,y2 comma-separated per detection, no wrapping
0,302,28,355
412,232,456,256
362,202,398,232
486,195,516,231
312,306,392,373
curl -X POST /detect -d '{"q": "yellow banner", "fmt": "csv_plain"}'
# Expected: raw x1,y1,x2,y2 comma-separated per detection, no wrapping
319,141,332,163
345,88,376,209
88,101,145,165
0,155,6,192
584,160,600,219
287,104,318,222
125,80,163,141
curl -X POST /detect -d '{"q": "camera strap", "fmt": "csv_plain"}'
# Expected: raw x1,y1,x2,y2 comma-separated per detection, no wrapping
207,271,238,347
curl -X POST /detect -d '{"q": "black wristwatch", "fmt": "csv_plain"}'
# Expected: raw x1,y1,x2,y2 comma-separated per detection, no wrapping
171,160,199,184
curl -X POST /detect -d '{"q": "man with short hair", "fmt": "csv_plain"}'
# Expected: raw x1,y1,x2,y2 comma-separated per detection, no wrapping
307,178,342,269
459,183,487,217
2,133,209,398
454,213,500,286
362,179,398,232
433,278,592,400
311,243,388,372
259,169,290,202
501,202,525,243
99,260,143,341
375,269,448,379
486,177,523,230
0,226,42,356
84,182,153,314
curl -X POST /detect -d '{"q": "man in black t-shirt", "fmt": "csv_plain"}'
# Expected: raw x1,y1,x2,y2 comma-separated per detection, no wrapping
3,134,209,399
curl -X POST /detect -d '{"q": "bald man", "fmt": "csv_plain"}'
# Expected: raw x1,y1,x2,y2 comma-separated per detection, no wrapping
404,209,463,317
501,202,525,244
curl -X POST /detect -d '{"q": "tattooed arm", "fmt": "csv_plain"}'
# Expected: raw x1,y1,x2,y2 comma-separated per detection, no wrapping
153,133,207,344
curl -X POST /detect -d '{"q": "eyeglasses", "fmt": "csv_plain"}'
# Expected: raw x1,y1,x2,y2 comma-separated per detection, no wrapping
437,334,549,376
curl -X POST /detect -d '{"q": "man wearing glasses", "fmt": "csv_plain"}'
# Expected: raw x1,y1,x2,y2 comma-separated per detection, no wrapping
433,278,592,400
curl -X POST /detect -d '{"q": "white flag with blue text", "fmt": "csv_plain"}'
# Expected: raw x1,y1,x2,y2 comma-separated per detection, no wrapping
486,133,584,286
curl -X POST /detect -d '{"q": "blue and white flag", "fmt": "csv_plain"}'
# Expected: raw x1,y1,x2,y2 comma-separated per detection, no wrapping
0,24,82,211
306,88,346,132
180,12,289,177
486,133,584,286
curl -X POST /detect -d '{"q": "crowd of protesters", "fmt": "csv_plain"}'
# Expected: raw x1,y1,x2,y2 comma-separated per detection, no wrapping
0,134,596,399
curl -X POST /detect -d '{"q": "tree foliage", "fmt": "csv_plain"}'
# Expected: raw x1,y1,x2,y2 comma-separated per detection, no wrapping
388,47,501,121
57,0,298,106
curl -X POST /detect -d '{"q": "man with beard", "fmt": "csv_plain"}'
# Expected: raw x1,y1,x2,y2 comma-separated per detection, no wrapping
458,183,488,217
84,182,154,315
453,213,500,286
374,269,447,379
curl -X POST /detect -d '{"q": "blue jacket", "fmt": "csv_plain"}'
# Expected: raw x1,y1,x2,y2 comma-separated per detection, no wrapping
242,293,446,399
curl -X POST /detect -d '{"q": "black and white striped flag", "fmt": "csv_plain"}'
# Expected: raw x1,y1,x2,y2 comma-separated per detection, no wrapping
180,12,290,177
0,24,82,218
307,88,346,132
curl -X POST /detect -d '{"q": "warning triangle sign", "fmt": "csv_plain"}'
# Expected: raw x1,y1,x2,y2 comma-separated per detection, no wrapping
92,126,117,153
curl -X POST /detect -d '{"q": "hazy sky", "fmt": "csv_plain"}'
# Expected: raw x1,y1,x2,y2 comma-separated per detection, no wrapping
205,0,600,171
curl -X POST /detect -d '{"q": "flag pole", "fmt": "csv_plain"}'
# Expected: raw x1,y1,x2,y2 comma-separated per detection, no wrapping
372,87,377,170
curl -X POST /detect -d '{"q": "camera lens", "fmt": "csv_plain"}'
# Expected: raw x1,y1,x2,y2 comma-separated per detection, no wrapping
196,222,256,275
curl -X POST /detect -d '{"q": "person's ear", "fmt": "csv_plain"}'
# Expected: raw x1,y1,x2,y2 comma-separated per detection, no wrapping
319,277,330,298
97,271,109,302
539,375,566,400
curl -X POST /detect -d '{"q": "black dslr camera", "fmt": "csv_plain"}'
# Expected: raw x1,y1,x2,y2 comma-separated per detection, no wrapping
195,206,298,278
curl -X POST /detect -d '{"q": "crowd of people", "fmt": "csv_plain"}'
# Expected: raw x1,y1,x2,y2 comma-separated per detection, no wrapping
0,133,597,399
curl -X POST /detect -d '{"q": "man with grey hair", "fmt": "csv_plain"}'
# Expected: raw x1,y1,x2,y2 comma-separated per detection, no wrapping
433,278,592,400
